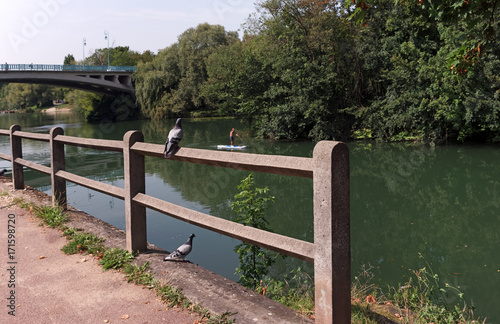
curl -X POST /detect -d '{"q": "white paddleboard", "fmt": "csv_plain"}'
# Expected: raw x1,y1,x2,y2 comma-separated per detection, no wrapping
217,145,247,150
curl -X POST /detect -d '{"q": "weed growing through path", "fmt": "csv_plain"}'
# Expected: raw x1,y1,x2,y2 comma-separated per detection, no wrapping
33,204,67,228
123,262,155,285
61,230,105,255
99,248,134,270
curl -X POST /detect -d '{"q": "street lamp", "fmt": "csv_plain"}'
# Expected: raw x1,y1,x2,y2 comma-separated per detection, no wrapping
104,30,110,67
83,37,86,68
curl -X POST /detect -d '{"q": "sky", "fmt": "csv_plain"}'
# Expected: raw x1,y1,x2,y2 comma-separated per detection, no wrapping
0,0,257,65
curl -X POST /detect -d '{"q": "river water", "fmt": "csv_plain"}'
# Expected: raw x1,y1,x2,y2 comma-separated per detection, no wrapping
0,111,498,322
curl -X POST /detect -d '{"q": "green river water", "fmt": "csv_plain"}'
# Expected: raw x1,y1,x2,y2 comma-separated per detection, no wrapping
0,111,498,322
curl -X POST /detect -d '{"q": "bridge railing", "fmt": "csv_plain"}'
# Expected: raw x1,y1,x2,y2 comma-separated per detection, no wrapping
0,63,136,72
0,124,350,323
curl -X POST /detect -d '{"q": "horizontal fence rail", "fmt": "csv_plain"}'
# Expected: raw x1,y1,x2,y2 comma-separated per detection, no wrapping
131,142,314,178
133,192,315,262
0,124,350,323
0,64,136,72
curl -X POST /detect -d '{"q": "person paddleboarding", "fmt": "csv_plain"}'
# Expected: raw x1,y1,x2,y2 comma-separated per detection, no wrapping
230,128,239,146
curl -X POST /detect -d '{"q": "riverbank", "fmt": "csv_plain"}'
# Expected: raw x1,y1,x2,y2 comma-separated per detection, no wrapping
43,106,73,114
0,177,312,324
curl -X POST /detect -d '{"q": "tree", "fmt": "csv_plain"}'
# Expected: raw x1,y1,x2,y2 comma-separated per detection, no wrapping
3,83,55,110
134,23,239,119
85,46,145,66
63,54,76,65
348,0,499,75
204,0,359,140
355,0,500,142
73,91,138,122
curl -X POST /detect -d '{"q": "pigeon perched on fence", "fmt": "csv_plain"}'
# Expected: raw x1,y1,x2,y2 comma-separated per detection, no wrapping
163,118,183,158
164,233,195,261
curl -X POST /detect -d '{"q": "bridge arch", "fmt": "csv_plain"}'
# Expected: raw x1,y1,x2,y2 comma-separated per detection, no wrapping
0,64,135,96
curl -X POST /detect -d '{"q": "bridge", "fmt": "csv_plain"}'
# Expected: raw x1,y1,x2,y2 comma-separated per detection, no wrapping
0,64,136,96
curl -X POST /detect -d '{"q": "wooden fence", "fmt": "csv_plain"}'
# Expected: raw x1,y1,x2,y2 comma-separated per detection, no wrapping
0,124,351,323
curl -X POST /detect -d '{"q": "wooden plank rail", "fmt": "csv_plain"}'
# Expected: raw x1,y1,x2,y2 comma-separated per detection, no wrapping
0,124,350,323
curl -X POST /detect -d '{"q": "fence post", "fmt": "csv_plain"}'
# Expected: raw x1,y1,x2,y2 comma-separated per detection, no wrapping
50,127,66,209
123,130,147,252
313,141,350,323
9,124,24,189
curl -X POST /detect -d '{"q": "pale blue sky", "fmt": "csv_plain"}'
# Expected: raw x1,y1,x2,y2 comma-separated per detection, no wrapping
1,0,256,64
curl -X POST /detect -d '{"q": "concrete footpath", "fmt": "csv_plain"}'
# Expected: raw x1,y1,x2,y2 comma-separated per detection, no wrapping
0,178,312,324
0,191,199,323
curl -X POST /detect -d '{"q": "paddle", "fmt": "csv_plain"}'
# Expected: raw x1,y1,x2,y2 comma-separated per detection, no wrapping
238,134,248,146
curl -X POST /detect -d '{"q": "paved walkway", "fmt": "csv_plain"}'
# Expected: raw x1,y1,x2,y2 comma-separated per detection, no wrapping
0,194,200,324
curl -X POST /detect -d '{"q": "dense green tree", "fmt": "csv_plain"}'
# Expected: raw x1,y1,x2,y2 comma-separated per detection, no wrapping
85,46,152,66
355,0,500,142
63,54,76,65
204,0,360,140
73,91,138,122
2,83,55,110
0,84,7,110
134,23,239,119
348,0,499,73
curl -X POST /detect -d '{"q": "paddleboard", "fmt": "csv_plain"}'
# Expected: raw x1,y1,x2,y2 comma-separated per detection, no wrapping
217,145,247,150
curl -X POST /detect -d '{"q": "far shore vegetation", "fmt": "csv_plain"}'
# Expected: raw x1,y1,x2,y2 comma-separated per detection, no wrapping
1,0,499,145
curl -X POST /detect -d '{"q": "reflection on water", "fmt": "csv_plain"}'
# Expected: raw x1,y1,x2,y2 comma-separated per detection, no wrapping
0,112,498,322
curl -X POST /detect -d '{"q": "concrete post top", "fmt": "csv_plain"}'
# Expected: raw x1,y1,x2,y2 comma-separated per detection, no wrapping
50,127,64,136
123,130,144,144
10,124,21,132
313,140,349,160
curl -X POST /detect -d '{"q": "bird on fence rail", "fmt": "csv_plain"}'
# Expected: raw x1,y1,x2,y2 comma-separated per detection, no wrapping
0,169,7,176
163,118,183,159
164,233,195,261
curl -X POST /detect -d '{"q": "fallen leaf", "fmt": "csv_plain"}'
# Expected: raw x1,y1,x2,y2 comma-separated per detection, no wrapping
121,314,129,319
80,258,87,263
103,320,109,323
39,256,46,260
